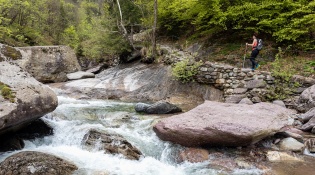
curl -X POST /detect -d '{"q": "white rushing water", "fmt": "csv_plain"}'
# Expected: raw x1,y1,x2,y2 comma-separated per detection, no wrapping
0,96,263,175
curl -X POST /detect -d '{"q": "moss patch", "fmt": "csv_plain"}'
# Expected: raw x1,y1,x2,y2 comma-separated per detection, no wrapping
0,82,15,103
0,45,22,61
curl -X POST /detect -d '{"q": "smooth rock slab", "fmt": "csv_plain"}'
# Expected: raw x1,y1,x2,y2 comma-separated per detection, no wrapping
66,71,95,80
153,101,295,147
0,151,77,175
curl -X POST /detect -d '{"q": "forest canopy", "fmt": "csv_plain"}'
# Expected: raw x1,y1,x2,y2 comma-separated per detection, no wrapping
0,0,314,60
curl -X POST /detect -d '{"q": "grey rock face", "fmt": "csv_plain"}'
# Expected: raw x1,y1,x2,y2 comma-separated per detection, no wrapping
153,101,295,147
0,61,58,135
60,62,224,103
83,129,142,160
15,45,81,83
0,151,78,175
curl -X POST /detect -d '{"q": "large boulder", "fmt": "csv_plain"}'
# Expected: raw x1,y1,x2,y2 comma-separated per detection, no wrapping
0,151,77,175
15,45,81,83
297,85,315,112
153,101,295,147
83,129,142,160
0,61,58,135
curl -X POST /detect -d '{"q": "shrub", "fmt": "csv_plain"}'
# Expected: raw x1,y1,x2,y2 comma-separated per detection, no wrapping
172,59,203,83
266,47,299,101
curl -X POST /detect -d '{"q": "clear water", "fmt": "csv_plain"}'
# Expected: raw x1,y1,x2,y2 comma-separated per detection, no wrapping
0,96,263,175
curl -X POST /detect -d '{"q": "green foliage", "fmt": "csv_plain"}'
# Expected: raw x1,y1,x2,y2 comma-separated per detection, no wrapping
304,61,315,75
0,82,15,103
158,0,315,50
266,47,299,101
0,0,139,61
172,59,203,83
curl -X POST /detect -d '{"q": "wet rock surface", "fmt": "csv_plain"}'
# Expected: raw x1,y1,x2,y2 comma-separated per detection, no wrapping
178,148,209,163
83,129,142,160
135,101,182,114
0,151,78,175
0,119,53,152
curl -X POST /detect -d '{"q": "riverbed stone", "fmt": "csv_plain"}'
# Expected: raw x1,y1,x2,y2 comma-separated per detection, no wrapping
83,129,142,160
304,138,315,153
0,151,78,175
278,137,304,152
178,148,209,163
153,101,295,147
144,101,182,114
298,107,315,123
300,116,315,132
134,103,151,113
266,151,302,162
297,85,315,112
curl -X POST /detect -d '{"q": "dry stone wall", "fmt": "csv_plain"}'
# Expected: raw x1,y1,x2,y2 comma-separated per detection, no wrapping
196,61,288,104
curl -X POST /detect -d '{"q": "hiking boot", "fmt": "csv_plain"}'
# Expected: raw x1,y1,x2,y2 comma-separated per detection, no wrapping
255,64,260,70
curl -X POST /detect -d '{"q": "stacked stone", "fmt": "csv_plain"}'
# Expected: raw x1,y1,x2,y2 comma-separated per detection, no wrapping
197,61,275,103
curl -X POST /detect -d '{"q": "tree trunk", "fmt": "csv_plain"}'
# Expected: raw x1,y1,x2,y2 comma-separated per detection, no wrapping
116,0,135,49
116,0,127,36
152,0,158,58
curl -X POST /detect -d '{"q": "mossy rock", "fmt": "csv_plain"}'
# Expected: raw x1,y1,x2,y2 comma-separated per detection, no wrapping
0,81,15,103
0,45,22,61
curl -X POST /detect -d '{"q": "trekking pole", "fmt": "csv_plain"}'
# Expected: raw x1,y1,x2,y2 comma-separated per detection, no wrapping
242,44,247,68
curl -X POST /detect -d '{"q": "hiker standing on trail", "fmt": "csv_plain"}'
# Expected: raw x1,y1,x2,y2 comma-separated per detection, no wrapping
246,33,260,71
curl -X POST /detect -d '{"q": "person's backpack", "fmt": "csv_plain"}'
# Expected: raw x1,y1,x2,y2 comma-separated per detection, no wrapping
256,39,263,50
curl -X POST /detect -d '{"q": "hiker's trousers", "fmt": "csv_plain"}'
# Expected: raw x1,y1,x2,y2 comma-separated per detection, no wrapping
250,49,259,69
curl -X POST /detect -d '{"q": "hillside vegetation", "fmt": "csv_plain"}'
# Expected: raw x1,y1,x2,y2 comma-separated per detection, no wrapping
0,0,314,76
